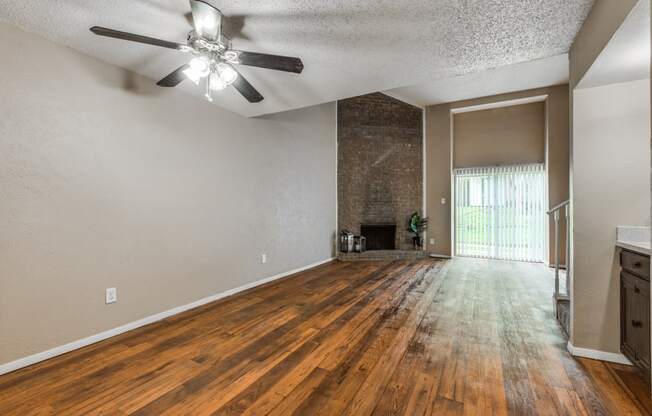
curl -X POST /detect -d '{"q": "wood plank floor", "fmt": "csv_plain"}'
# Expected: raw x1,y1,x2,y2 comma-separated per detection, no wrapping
606,361,652,414
0,258,647,415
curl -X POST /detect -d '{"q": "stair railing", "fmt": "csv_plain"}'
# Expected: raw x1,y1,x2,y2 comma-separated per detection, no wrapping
547,200,570,302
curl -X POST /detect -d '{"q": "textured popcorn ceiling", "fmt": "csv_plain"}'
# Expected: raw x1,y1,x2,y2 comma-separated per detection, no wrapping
0,0,594,117
384,54,569,108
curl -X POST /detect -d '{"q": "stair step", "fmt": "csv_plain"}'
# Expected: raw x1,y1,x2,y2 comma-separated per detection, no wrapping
556,298,570,337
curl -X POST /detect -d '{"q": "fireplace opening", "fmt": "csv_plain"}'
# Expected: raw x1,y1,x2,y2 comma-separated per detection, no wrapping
361,224,396,250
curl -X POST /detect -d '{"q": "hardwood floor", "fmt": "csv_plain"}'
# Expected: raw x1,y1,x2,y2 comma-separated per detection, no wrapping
0,258,647,415
606,361,652,414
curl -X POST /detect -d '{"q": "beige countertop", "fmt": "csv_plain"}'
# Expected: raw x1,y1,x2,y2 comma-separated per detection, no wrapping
616,226,651,256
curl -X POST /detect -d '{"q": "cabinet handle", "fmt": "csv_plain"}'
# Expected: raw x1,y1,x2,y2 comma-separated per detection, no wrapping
634,286,641,294
632,320,643,328
634,261,642,268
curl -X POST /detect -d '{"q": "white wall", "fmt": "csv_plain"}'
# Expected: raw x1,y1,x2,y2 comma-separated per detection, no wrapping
572,79,651,352
0,22,336,366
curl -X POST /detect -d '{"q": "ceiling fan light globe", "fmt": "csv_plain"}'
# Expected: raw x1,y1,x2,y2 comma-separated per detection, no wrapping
188,56,211,77
216,63,238,85
209,72,228,91
183,67,202,85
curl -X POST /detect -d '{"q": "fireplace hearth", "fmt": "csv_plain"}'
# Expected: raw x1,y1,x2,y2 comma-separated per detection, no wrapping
361,224,396,250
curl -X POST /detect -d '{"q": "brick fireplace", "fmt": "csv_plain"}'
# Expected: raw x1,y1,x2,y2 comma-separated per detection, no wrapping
337,92,423,252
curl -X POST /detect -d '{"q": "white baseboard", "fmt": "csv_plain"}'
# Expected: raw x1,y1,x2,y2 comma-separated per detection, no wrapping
0,257,335,376
428,253,452,259
567,341,632,365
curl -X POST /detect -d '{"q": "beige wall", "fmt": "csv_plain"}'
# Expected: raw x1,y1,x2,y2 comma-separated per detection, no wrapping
426,85,570,261
454,102,545,168
0,23,336,366
572,79,650,352
569,0,640,88
567,0,645,356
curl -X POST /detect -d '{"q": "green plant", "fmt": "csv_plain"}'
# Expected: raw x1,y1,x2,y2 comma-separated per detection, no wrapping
407,212,428,245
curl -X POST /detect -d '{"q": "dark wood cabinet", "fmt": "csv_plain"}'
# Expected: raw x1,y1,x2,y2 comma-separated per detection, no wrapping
620,249,650,384
621,249,650,279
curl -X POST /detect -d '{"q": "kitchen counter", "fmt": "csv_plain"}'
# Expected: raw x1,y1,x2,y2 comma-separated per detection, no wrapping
616,226,651,256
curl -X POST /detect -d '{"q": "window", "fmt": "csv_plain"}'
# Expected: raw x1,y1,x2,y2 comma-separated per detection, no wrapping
454,164,546,262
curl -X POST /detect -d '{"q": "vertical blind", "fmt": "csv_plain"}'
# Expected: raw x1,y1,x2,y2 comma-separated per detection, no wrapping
454,164,546,262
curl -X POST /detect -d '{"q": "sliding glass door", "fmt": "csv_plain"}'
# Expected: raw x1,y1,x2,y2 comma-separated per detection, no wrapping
454,164,546,262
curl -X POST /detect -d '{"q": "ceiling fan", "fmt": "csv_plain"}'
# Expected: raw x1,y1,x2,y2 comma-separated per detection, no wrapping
90,0,304,103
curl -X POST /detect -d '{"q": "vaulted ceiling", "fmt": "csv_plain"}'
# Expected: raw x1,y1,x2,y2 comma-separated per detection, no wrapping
0,0,595,117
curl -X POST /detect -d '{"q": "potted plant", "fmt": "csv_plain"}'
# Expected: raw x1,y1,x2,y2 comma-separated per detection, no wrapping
408,212,428,249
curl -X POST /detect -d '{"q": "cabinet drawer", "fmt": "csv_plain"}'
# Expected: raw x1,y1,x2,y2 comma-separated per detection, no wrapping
621,249,650,280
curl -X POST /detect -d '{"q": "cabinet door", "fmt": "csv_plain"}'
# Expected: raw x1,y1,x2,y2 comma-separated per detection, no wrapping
622,271,651,374
634,280,650,372
621,272,638,362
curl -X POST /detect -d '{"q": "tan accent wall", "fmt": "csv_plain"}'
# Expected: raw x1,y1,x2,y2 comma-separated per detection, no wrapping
425,85,569,263
454,102,545,168
0,23,336,366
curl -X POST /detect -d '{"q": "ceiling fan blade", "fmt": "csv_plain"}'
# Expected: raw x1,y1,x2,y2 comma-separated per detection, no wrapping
157,64,190,87
90,26,186,50
225,50,304,74
190,0,222,42
231,68,264,103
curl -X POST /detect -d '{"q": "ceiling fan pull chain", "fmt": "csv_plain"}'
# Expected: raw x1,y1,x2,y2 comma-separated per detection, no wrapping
205,73,213,102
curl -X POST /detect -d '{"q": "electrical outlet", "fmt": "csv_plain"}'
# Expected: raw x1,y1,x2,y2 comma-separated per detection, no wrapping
261,254,267,264
441,197,446,205
430,238,435,245
105,287,117,304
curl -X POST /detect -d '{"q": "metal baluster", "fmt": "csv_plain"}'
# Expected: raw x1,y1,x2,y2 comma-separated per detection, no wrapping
565,204,570,297
554,209,560,298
